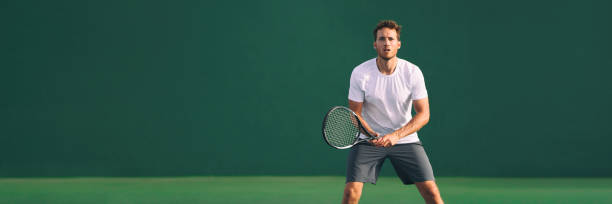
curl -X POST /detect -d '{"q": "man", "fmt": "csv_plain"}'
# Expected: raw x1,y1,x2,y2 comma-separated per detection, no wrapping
342,20,444,204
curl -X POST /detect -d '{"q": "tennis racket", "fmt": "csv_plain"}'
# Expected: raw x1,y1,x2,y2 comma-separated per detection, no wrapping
322,106,379,149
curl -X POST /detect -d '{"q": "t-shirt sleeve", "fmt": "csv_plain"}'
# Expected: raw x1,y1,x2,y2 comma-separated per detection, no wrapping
348,69,364,102
410,67,428,100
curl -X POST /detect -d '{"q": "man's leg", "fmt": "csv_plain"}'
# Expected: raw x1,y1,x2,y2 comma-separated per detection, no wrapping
342,182,364,204
343,143,386,203
415,180,443,204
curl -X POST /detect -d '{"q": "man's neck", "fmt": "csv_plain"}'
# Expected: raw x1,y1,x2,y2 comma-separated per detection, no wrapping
376,56,398,75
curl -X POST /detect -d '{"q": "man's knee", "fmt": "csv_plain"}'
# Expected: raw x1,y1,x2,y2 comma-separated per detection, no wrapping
343,182,364,202
420,188,440,200
420,186,438,196
344,187,361,198
415,181,443,203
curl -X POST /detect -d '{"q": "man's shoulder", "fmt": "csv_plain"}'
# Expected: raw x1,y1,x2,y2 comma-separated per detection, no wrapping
351,58,377,75
398,58,419,71
397,58,424,77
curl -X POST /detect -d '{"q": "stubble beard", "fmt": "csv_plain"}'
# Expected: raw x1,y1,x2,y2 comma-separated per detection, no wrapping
378,52,396,61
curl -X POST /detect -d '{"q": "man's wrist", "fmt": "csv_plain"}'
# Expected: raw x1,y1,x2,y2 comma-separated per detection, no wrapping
392,132,401,139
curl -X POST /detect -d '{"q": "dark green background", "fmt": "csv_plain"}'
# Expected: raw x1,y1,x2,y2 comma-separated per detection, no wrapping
2,0,611,177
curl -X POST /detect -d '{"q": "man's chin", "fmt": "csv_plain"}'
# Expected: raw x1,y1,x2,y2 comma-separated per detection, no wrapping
378,54,396,61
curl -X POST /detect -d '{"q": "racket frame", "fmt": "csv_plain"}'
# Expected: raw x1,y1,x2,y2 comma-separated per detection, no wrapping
322,106,378,149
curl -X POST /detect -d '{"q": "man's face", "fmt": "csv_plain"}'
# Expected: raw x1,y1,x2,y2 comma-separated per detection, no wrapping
373,27,401,60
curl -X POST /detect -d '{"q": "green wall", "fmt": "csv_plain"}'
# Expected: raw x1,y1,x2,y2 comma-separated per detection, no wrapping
2,0,611,177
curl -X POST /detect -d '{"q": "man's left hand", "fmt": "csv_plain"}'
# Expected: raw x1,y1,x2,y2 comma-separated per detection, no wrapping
371,133,400,147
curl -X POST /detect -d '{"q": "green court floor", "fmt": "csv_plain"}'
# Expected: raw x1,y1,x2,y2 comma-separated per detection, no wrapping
1,176,611,203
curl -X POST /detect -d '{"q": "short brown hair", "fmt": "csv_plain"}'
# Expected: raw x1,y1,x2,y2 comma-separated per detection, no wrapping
373,20,401,41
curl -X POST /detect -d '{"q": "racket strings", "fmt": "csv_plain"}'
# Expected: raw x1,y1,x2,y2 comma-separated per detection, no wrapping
324,108,360,148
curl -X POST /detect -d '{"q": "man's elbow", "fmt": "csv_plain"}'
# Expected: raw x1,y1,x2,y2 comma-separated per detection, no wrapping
420,112,430,125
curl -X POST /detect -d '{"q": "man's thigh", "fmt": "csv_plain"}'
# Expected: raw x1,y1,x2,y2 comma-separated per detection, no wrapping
387,143,435,185
346,143,388,184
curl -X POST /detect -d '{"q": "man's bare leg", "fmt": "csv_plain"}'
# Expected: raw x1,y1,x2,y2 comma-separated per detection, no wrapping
415,180,443,204
342,182,364,204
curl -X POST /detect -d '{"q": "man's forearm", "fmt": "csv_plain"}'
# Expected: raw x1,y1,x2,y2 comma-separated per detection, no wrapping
391,111,430,139
355,113,378,136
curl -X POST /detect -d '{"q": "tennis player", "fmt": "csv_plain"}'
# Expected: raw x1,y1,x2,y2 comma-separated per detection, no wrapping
342,20,443,204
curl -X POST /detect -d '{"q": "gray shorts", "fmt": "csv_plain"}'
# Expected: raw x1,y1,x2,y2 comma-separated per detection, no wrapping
346,142,435,185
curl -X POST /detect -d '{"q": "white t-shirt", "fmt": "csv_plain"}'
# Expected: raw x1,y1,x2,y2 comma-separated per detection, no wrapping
348,57,428,144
